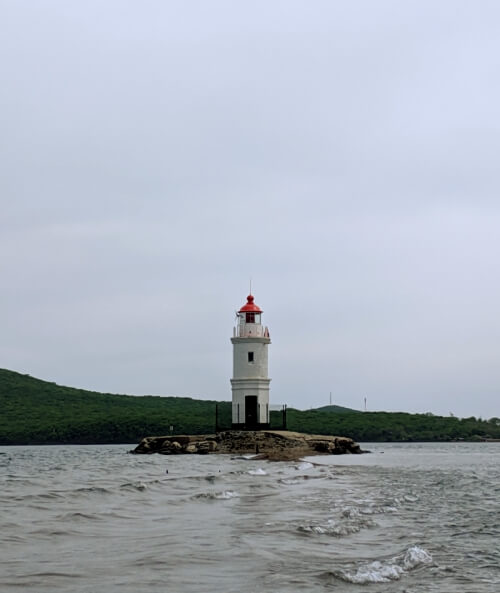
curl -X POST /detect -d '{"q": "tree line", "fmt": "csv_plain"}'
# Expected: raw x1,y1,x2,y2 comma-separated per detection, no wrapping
1,369,498,445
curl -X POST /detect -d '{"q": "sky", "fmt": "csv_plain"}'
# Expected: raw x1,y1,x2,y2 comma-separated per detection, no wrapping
1,1,499,419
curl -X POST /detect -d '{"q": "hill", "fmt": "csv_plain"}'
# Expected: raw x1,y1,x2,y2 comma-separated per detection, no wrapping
313,404,360,414
1,368,499,445
285,407,500,442
0,368,230,445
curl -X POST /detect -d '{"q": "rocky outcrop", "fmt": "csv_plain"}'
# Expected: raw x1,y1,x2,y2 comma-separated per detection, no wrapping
131,434,218,455
130,430,362,460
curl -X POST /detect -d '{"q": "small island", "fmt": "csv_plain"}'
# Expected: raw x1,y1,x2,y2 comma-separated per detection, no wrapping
131,429,363,460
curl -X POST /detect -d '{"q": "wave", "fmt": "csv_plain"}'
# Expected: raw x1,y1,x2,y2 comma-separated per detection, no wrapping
204,474,220,483
75,486,111,495
332,546,433,584
8,490,67,502
191,490,239,500
337,497,400,516
28,528,81,538
58,512,103,522
279,478,304,485
247,468,267,475
356,504,398,515
295,462,314,470
119,481,148,491
298,516,376,537
278,474,326,485
10,571,84,579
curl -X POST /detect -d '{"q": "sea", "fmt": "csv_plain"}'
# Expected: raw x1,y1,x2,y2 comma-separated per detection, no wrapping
0,442,498,593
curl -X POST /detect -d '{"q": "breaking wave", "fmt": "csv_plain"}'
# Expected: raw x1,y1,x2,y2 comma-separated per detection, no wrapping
298,516,376,537
296,462,314,471
332,546,433,583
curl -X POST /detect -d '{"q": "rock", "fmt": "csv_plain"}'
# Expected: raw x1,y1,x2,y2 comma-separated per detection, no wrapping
130,430,363,460
197,440,217,454
157,440,182,454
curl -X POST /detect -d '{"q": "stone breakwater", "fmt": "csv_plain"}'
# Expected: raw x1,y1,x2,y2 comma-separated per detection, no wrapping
130,430,363,460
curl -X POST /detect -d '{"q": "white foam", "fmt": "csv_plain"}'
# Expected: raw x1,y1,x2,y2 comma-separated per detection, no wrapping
343,560,404,583
404,494,419,502
402,546,433,569
214,490,239,500
248,468,267,475
340,506,360,518
298,517,376,537
336,546,433,584
296,462,314,471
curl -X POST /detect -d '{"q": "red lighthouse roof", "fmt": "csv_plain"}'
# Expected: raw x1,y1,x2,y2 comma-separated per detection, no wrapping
239,294,262,313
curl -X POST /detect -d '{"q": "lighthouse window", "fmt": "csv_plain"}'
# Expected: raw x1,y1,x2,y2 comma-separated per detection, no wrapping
248,352,254,363
246,312,255,323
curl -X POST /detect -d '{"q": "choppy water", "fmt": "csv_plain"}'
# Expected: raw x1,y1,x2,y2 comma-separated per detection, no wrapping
0,442,498,592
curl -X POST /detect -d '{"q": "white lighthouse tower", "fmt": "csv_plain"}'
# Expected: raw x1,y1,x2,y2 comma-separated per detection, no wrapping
231,294,271,429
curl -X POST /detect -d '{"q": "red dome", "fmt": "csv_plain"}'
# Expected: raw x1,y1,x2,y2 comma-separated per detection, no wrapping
239,294,262,313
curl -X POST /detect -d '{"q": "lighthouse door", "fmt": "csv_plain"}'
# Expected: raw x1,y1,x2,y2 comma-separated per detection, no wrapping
245,395,258,428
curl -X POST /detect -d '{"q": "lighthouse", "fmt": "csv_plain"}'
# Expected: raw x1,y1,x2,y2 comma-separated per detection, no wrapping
231,294,271,429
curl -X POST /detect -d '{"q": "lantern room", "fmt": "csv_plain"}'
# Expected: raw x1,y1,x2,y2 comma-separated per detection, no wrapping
234,295,269,339
239,294,262,323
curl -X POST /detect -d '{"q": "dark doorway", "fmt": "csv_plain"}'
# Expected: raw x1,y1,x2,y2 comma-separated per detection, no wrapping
245,395,258,428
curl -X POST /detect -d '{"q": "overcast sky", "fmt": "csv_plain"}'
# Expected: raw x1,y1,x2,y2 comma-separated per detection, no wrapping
2,1,499,419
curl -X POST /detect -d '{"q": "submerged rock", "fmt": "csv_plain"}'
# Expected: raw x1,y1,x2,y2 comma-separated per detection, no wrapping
130,430,362,460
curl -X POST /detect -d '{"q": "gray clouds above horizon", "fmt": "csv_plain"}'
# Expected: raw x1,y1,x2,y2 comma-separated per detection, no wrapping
1,1,499,419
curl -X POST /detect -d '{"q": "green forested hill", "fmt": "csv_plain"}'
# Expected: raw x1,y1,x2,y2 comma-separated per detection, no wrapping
1,368,499,445
286,408,500,442
0,369,230,444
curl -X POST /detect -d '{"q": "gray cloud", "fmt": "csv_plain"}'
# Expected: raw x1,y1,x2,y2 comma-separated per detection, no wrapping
1,1,499,418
